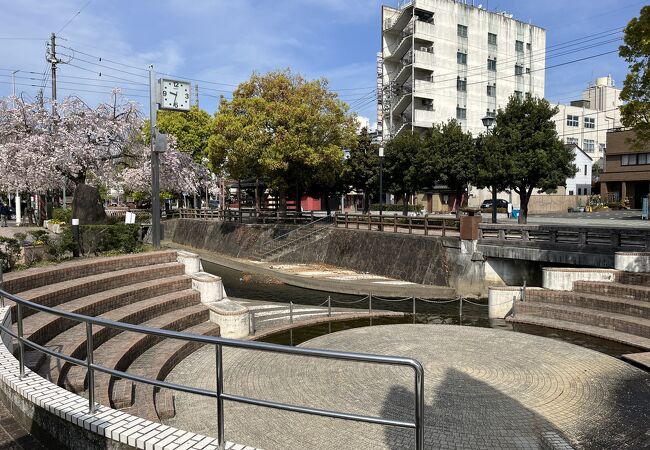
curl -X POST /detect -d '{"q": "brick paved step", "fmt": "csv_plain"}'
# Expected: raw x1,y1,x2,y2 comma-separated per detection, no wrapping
508,314,650,351
526,289,650,319
573,281,650,302
616,271,650,287
515,302,650,338
43,289,199,386
22,275,191,347
2,250,178,294
112,321,220,421
63,303,207,396
12,262,185,320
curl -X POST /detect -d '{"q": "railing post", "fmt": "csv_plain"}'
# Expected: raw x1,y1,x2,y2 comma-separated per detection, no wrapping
368,293,372,315
414,365,424,450
344,212,348,229
394,215,397,233
442,218,446,237
412,296,416,324
289,301,293,324
521,280,527,302
367,214,371,231
250,310,256,335
215,344,225,450
408,217,412,234
16,303,24,379
459,297,463,318
424,215,428,236
0,265,4,308
328,295,332,317
85,322,96,414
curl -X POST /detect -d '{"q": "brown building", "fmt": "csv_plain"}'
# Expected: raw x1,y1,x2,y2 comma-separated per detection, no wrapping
600,129,650,209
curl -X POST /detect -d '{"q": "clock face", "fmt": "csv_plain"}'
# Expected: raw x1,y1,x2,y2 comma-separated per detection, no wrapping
160,79,191,111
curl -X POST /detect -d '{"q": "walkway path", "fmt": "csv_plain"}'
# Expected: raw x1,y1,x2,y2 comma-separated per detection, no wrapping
164,324,650,450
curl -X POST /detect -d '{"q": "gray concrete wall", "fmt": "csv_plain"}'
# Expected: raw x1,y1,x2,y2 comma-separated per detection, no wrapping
167,219,516,296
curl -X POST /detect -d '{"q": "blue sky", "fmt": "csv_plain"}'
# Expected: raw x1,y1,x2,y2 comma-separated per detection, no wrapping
0,0,645,125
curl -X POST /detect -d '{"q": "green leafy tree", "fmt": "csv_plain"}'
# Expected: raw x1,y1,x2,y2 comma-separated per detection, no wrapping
208,69,357,213
155,106,214,162
492,95,576,223
384,132,425,215
426,119,477,218
620,5,650,147
474,132,511,223
344,128,379,213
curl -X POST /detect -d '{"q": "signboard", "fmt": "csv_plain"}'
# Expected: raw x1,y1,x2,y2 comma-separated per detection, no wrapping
642,197,649,220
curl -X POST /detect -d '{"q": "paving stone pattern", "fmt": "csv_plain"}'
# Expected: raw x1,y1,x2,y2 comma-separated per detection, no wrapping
164,324,650,450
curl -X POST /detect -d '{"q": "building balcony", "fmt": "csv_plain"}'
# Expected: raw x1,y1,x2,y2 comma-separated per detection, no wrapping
414,80,435,99
414,49,434,68
414,109,436,127
414,21,435,39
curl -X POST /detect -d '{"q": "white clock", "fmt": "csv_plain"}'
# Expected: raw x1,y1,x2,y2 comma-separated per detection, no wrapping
159,78,191,111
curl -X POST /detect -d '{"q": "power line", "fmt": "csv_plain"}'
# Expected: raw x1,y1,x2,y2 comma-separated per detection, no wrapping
58,0,94,33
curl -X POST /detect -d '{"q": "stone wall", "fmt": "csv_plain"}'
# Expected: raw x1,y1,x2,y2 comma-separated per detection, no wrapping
167,219,500,296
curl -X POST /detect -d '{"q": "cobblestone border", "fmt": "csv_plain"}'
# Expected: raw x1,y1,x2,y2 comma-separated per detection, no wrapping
0,306,257,450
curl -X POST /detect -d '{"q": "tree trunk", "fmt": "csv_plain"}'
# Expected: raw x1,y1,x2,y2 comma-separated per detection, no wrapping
255,178,261,213
72,183,107,225
491,186,498,224
402,195,408,216
278,188,287,215
295,186,302,214
519,189,529,224
325,193,332,216
455,186,463,219
237,179,242,223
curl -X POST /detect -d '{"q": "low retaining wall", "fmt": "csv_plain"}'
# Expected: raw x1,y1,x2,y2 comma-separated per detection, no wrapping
542,268,617,291
615,252,650,273
167,219,500,296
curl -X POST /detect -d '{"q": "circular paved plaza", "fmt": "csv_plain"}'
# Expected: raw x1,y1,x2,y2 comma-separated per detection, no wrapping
163,325,650,449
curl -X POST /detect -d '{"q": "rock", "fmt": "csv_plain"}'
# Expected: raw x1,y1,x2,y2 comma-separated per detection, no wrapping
71,184,107,225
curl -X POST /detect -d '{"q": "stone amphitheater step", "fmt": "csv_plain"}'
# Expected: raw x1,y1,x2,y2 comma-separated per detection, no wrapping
573,281,650,302
112,321,220,421
21,275,191,347
13,262,186,320
246,303,358,331
62,303,207,398
41,289,199,386
3,250,177,294
526,289,650,319
509,314,650,351
515,302,650,338
616,271,650,286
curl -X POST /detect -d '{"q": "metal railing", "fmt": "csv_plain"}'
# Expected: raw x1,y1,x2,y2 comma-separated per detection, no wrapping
335,213,459,236
259,215,334,258
0,288,425,450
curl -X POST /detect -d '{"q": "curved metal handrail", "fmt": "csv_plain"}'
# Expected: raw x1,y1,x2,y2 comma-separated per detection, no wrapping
0,288,425,449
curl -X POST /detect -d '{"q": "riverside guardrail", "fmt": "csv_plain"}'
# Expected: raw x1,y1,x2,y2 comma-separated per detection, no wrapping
335,213,459,236
478,223,650,251
0,289,425,450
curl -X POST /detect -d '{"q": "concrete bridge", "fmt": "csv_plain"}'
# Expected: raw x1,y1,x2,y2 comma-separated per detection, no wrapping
478,223,650,268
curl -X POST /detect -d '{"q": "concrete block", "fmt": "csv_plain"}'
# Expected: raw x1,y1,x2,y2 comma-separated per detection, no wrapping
191,272,227,304
488,287,518,319
176,250,203,275
615,252,650,273
543,268,616,291
208,299,250,339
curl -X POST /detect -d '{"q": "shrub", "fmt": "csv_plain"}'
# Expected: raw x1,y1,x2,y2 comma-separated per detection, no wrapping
52,208,72,224
79,224,142,255
0,237,21,272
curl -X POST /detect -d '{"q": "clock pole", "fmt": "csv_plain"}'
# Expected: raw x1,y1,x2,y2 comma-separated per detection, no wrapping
149,65,162,248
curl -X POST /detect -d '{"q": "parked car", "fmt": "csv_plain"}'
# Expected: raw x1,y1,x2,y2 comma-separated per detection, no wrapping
480,199,510,209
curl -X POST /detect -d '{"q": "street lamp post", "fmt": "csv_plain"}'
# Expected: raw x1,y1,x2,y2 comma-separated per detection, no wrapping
378,145,384,230
481,116,497,224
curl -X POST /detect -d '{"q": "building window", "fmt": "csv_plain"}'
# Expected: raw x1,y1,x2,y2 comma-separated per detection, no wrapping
577,188,582,195
584,165,588,175
457,24,468,38
515,65,523,76
487,58,496,71
526,43,532,51
514,90,523,100
457,77,467,92
584,139,595,153
456,107,467,120
566,137,579,145
599,143,606,154
457,52,467,65
488,33,497,45
567,115,579,127
584,117,595,129
487,84,496,97
640,153,649,165
515,40,524,52
486,109,496,119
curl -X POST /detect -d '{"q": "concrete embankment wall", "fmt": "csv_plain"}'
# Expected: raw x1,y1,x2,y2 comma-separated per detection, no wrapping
165,219,517,296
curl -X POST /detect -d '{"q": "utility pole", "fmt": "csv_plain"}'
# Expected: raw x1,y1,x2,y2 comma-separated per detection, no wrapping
149,65,162,248
195,84,199,108
11,70,18,98
47,33,58,106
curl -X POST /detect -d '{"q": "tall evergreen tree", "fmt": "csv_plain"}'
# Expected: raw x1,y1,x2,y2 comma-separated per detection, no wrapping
344,128,379,213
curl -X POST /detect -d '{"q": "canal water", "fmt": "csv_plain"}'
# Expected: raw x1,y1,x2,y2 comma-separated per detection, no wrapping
202,260,640,359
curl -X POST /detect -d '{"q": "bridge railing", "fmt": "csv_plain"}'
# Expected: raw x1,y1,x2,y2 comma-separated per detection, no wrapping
0,287,425,450
334,213,460,236
478,223,650,251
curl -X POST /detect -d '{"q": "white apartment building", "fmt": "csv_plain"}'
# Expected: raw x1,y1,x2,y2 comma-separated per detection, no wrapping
380,0,546,139
553,76,622,163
